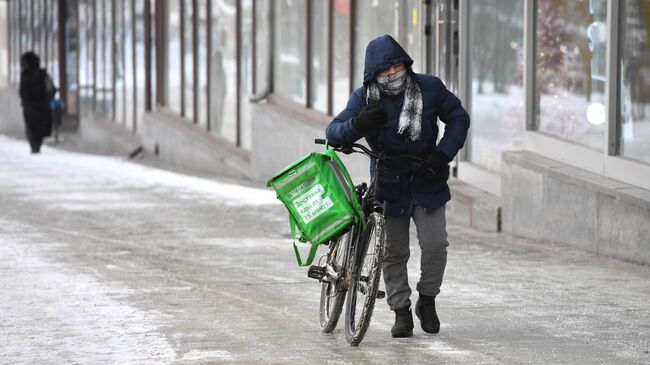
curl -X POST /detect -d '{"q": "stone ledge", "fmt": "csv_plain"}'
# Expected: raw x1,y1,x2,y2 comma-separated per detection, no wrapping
448,179,501,232
502,150,650,265
505,150,650,211
141,109,251,180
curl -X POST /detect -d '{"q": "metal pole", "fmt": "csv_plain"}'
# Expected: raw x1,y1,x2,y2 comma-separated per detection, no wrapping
524,0,537,131
236,0,241,146
145,0,152,111
207,0,212,130
605,0,620,156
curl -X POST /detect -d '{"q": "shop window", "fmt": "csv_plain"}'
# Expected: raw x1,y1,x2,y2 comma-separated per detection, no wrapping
273,0,306,104
197,0,208,129
183,0,193,121
619,0,650,165
210,0,237,144
332,0,350,114
354,0,398,87
536,0,608,151
309,0,328,113
166,0,182,114
469,0,524,172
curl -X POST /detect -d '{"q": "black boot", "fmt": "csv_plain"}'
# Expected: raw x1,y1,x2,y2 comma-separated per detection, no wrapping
391,306,414,338
415,293,440,333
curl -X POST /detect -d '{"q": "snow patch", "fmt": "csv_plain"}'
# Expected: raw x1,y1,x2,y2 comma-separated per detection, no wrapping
179,349,233,362
0,135,279,207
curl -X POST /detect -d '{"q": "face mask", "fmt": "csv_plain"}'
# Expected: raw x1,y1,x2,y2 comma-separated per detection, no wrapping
375,68,408,95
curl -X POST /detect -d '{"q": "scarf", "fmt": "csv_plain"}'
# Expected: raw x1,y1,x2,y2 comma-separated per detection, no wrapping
367,69,423,141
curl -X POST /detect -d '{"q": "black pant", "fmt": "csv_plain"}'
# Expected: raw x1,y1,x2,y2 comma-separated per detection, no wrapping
25,125,44,153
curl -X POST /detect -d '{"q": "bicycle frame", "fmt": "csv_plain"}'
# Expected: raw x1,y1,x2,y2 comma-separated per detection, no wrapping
315,138,423,289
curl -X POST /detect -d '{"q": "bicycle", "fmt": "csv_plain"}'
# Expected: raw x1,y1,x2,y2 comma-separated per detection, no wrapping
308,138,425,346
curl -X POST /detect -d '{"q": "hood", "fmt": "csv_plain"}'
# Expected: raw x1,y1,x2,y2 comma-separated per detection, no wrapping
20,52,40,73
362,34,414,86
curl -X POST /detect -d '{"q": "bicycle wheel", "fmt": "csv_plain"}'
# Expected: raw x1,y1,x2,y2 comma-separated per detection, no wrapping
319,230,351,333
344,212,386,346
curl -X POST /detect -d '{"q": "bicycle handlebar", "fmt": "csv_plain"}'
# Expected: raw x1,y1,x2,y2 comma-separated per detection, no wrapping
314,139,425,165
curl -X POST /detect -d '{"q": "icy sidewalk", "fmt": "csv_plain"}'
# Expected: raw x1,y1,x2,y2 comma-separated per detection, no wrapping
0,134,278,207
0,134,649,364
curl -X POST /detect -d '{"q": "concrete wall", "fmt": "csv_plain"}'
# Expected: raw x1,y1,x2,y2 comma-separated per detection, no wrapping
140,109,250,180
251,100,372,184
76,115,142,156
0,86,25,138
502,150,650,265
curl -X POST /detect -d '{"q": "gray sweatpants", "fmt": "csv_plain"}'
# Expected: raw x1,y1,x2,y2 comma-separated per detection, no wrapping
382,204,448,311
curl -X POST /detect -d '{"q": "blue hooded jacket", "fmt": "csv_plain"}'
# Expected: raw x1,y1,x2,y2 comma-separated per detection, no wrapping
326,35,470,217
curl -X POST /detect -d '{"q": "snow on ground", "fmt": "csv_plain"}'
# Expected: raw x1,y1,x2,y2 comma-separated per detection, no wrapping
0,218,177,364
0,134,279,207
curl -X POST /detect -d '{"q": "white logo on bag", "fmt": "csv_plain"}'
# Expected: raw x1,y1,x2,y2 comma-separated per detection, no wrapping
292,184,333,224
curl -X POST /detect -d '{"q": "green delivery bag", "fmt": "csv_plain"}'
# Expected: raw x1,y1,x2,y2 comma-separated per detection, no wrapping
266,146,364,266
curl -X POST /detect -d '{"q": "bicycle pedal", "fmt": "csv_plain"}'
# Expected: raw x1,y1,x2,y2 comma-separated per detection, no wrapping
307,265,326,280
376,290,386,299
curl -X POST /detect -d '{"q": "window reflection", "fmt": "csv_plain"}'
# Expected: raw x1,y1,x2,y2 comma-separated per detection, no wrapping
0,3,6,87
241,0,253,149
210,0,237,144
333,0,350,114
620,0,650,165
354,0,398,87
197,0,208,129
536,0,607,151
274,0,306,104
183,0,194,121
469,0,524,172
310,0,329,113
167,0,182,114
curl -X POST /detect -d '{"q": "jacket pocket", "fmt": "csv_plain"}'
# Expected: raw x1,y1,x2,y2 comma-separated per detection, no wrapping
377,168,407,203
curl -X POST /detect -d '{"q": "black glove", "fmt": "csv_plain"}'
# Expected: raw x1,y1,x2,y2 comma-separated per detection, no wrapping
352,100,387,134
424,150,451,174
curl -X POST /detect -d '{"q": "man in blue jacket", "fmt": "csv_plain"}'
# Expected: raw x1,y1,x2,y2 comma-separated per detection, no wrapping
326,35,469,338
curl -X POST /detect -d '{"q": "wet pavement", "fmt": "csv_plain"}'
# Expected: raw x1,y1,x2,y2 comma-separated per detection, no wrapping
1,135,649,364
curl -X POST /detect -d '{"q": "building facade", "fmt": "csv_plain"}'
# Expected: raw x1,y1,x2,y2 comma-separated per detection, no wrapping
1,0,649,264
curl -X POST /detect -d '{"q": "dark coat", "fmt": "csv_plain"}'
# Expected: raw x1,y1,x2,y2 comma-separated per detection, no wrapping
326,35,470,217
19,52,52,138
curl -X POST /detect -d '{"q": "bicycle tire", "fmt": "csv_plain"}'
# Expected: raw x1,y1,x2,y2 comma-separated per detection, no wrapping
319,231,351,333
344,212,386,346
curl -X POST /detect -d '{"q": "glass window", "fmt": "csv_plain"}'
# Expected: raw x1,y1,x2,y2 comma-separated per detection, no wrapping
167,0,182,114
468,0,524,172
197,0,208,129
354,0,398,87
24,1,31,52
95,0,111,116
150,1,157,107
274,0,306,104
9,2,16,84
255,0,271,95
0,2,8,88
405,0,424,73
34,0,43,59
49,0,59,89
115,0,126,124
310,0,328,113
536,0,608,151
619,0,650,165
183,0,193,121
241,0,253,148
124,0,135,129
332,0,350,113
210,0,237,143
79,0,92,116
66,1,79,116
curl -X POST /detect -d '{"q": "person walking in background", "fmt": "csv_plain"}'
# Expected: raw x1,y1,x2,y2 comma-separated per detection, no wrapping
19,51,55,154
326,35,470,338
